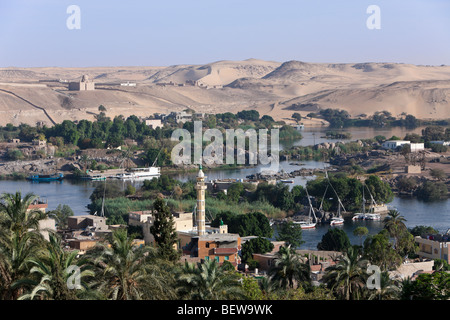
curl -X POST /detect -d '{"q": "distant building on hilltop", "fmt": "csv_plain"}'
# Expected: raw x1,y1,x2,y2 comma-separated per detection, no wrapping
69,75,95,91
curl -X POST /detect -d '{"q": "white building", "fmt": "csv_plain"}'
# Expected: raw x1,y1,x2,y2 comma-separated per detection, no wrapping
381,140,411,150
381,140,424,152
145,118,163,129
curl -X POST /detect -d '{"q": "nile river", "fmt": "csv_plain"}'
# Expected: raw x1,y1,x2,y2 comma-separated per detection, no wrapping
1,125,448,249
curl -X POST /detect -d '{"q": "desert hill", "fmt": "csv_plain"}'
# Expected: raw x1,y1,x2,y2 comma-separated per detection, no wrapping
0,59,449,126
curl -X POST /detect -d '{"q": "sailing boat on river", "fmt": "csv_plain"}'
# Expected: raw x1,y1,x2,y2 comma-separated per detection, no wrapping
294,187,317,229
352,184,381,221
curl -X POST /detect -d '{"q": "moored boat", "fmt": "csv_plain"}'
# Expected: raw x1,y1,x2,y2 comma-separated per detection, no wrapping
116,167,160,180
330,217,344,226
27,173,64,182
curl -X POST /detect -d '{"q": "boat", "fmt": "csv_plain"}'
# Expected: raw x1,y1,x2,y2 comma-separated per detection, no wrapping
89,175,106,181
364,213,381,221
330,217,344,226
324,172,346,226
352,184,367,220
280,179,294,184
79,174,106,181
116,167,160,180
352,184,383,221
293,187,317,229
27,173,64,182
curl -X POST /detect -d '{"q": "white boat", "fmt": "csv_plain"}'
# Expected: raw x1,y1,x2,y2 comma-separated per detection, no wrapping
324,173,346,226
293,221,316,229
116,167,160,180
330,217,344,226
364,213,381,221
280,179,294,184
352,214,366,221
352,184,383,221
295,187,317,229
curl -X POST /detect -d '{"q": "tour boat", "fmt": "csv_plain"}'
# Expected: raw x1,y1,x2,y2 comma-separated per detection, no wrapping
116,167,160,180
88,175,106,181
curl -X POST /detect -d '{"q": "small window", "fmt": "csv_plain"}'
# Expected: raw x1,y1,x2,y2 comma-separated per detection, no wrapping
224,256,229,261
215,256,220,263
205,256,209,261
205,242,210,248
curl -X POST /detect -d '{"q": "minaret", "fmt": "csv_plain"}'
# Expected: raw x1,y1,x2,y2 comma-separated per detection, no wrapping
195,164,207,236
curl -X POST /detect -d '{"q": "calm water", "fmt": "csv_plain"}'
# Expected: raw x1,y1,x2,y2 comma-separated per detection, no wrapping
1,125,447,249
280,126,426,149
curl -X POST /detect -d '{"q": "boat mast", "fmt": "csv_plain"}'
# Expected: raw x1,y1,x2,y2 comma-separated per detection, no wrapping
305,187,317,223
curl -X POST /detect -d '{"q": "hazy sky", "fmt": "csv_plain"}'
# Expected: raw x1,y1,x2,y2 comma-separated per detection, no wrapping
0,0,449,67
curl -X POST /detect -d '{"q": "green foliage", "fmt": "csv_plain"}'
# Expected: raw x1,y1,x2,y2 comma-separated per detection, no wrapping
363,230,402,271
47,204,74,230
89,183,123,203
241,237,274,263
408,225,439,237
150,197,180,261
416,181,448,201
317,228,351,252
6,149,24,161
236,109,260,121
211,211,273,238
401,272,450,300
275,221,304,248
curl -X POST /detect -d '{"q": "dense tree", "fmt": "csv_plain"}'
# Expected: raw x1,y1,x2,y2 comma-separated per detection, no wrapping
211,211,273,238
275,221,304,248
240,237,274,263
150,197,180,261
317,228,351,252
363,230,402,271
416,181,448,201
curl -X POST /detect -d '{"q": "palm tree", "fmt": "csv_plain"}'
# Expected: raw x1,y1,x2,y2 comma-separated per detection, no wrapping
0,231,42,299
322,246,369,300
383,209,407,250
0,192,46,238
176,259,245,300
88,229,175,300
17,233,95,300
268,245,311,290
0,191,46,300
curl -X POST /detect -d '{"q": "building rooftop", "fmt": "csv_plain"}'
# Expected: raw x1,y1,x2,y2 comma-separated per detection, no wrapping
195,233,240,242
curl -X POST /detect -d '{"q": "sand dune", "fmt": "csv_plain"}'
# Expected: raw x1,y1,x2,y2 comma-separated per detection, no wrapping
0,59,449,126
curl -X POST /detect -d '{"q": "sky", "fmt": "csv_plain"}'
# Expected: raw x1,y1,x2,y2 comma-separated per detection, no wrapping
0,0,449,67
